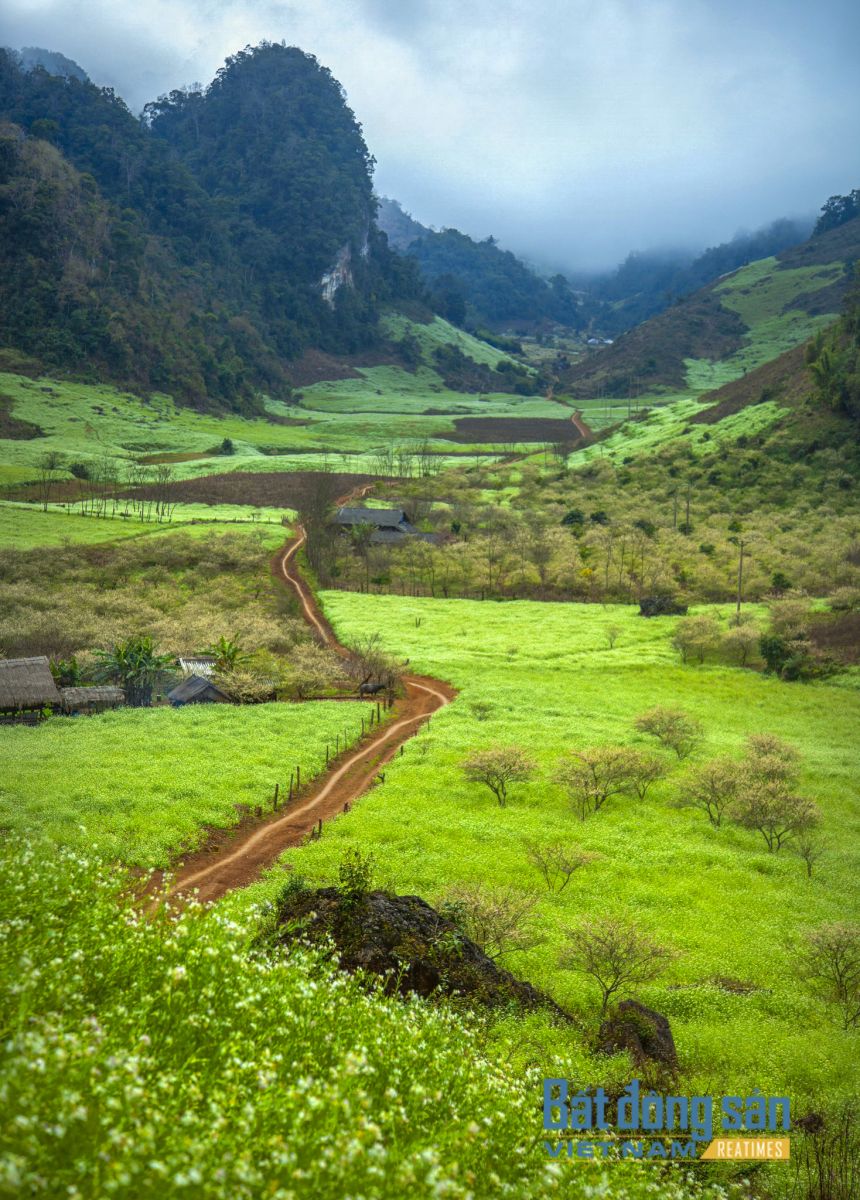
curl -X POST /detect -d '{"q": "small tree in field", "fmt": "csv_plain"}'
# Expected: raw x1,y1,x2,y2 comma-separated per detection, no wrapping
525,841,599,892
461,746,536,807
625,749,670,799
795,833,824,878
729,731,817,851
797,922,860,1029
672,614,721,664
731,783,820,852
442,885,542,960
678,757,742,827
723,622,759,666
559,916,676,1017
554,746,638,820
635,706,704,760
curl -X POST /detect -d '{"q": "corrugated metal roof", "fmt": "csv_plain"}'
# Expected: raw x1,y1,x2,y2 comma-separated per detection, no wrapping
178,657,217,678
0,657,61,709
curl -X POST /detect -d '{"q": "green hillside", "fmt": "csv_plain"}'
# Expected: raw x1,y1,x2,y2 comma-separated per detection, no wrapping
0,45,424,410
560,217,860,399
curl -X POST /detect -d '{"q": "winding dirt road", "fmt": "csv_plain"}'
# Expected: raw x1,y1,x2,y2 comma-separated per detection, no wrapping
168,531,454,903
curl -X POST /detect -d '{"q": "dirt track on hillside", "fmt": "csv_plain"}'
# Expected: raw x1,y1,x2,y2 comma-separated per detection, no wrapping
167,528,454,903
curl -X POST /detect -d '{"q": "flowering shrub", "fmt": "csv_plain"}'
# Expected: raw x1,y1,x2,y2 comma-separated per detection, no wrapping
0,841,752,1199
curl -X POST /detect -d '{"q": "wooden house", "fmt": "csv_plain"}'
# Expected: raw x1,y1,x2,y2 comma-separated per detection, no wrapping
167,675,232,706
333,507,437,545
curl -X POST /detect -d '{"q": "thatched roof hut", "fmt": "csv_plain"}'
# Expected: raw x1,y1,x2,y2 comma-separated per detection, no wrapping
60,686,125,714
0,657,61,713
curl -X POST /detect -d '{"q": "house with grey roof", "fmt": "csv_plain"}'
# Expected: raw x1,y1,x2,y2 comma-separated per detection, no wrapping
167,675,232,706
333,507,437,545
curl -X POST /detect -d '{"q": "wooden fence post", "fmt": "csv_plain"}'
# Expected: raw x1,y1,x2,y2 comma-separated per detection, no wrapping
273,782,279,810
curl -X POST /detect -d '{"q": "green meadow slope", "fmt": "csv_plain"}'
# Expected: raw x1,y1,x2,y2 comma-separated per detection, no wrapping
559,217,860,399
244,591,860,1119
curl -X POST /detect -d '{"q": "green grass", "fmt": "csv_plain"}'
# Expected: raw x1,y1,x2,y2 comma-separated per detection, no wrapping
244,591,860,1112
572,394,788,467
1,840,750,1200
0,500,290,549
0,702,368,867
0,314,553,484
381,312,511,369
711,259,842,377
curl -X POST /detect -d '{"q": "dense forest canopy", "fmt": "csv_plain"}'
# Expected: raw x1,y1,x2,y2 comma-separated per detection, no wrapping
0,43,423,410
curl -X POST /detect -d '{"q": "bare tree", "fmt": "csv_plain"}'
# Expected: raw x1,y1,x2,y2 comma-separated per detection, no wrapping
634,706,704,760
626,750,670,800
732,782,820,852
797,923,860,1029
294,473,342,577
36,450,63,512
671,614,722,664
794,1099,860,1200
795,834,825,878
525,841,599,892
677,757,742,827
461,746,536,807
442,885,542,960
554,746,640,820
345,632,402,699
559,916,676,1016
722,622,759,667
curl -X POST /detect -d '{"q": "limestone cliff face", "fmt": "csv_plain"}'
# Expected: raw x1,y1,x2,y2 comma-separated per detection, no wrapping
319,229,370,306
320,243,353,305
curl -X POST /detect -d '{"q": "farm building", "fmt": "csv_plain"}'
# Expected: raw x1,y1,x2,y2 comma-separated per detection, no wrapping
0,656,61,720
333,507,436,545
60,686,125,715
177,656,216,677
167,675,232,706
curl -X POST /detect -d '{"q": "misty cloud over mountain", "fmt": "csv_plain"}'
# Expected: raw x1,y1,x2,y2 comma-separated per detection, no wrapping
2,0,858,270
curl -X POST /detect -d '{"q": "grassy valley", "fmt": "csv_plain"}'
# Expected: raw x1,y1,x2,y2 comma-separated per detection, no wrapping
0,35,858,1200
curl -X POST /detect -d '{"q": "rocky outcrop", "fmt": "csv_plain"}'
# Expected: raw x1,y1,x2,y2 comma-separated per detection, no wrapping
272,885,571,1018
599,999,677,1069
320,243,354,305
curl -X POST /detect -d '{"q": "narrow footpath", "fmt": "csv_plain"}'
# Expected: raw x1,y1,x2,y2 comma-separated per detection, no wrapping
169,531,454,903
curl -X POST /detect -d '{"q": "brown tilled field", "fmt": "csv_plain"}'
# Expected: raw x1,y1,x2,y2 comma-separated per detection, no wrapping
443,416,584,443
125,470,382,508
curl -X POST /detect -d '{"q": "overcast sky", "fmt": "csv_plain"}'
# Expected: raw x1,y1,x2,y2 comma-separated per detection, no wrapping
3,0,859,271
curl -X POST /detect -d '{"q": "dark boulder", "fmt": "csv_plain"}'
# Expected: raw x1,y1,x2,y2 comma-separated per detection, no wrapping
599,999,677,1069
639,595,689,618
272,885,570,1018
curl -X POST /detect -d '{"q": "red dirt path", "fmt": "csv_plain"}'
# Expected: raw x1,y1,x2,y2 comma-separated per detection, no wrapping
168,531,454,903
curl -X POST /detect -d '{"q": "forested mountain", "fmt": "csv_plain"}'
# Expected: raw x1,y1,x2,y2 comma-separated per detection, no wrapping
5,46,88,82
0,43,423,410
376,196,431,251
558,209,860,397
377,197,583,332
588,218,813,335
